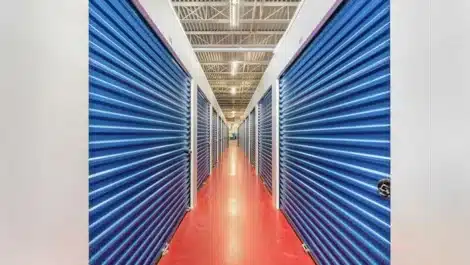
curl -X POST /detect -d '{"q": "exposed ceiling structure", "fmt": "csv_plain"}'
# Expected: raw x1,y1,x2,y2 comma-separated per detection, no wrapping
172,0,301,123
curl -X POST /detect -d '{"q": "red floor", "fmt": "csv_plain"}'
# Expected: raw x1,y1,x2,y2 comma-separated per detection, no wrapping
159,142,315,265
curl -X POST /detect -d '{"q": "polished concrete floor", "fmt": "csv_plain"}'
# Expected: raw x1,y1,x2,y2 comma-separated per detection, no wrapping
159,142,315,265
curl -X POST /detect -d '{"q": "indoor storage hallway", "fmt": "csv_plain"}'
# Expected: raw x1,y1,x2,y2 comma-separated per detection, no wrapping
159,142,314,265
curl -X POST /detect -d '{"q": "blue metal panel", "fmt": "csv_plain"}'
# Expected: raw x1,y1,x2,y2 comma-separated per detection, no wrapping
88,1,191,265
258,88,272,192
222,123,226,152
226,124,229,148
197,88,210,189
239,120,245,153
212,109,218,167
226,124,229,147
246,120,249,157
218,116,222,158
241,122,244,152
243,120,248,156
279,1,391,264
237,123,241,146
250,110,256,166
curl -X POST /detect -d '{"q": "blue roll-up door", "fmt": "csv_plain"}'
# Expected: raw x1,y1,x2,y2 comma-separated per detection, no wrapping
212,109,217,167
237,124,241,146
222,123,226,152
279,0,391,264
249,110,256,166
218,116,222,158
245,119,249,157
258,88,272,192
226,124,229,147
89,1,191,264
241,121,245,154
197,88,210,189
240,122,244,152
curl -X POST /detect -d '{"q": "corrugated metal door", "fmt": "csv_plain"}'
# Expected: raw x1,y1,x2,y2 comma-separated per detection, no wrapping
246,119,249,157
237,123,241,147
197,88,210,189
240,122,244,153
258,88,272,192
240,121,246,153
226,124,229,147
219,117,222,156
249,110,256,166
212,109,217,168
89,1,191,264
222,123,226,151
279,0,391,264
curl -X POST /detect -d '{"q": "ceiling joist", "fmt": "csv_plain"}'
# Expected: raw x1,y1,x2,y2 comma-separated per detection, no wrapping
173,2,299,7
180,19,290,24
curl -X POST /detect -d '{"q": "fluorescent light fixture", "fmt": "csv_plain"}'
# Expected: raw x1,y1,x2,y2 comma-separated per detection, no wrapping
230,0,240,27
231,61,238,76
231,87,236,95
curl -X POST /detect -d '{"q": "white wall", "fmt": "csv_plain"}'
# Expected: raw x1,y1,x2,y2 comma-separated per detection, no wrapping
391,1,470,264
0,1,88,264
140,0,227,123
242,0,336,118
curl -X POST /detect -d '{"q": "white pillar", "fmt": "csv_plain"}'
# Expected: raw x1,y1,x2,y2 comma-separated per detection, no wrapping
255,105,259,174
189,80,198,209
272,79,280,209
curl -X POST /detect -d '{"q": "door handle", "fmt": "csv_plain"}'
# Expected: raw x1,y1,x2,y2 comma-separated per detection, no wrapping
377,178,391,199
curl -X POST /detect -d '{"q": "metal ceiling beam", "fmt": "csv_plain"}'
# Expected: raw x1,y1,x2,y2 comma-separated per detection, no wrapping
216,97,253,100
173,2,299,7
217,96,252,98
209,79,259,82
208,79,260,82
206,72,264,74
180,19,290,24
186,31,284,35
216,99,254,102
211,87,257,90
194,46,275,52
210,82,258,84
201,61,269,65
193,43,275,48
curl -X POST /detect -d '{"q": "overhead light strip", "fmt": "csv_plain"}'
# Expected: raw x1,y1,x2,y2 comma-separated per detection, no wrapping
230,0,240,27
231,61,238,76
